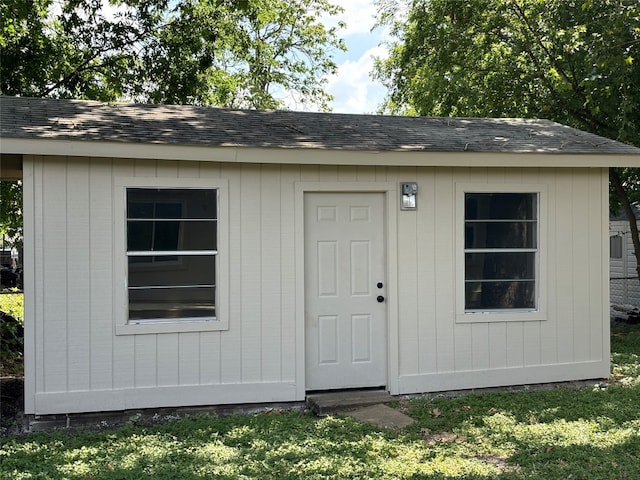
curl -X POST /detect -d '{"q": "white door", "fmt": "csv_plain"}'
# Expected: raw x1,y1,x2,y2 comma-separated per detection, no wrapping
305,192,387,391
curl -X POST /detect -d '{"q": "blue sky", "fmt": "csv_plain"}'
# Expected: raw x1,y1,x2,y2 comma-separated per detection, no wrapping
318,0,390,114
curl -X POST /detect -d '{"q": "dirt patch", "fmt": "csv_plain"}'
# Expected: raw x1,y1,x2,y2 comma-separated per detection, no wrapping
1,376,24,433
1,357,25,434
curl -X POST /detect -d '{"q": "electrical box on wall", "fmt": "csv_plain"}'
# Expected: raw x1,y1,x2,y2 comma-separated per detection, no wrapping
400,182,417,210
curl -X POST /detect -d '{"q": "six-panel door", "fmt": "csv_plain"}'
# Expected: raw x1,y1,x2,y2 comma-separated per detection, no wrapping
304,192,387,390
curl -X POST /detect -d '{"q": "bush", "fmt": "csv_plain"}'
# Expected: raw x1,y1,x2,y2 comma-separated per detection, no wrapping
0,293,23,360
0,292,23,321
0,311,23,360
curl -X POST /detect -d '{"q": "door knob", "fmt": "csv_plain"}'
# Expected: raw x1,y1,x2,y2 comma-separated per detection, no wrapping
377,295,385,303
377,282,384,288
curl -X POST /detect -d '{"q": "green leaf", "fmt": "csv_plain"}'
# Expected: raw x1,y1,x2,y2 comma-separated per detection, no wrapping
0,0,346,109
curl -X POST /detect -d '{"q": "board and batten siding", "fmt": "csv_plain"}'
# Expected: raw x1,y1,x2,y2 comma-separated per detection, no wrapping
23,155,610,414
392,166,609,393
24,156,303,414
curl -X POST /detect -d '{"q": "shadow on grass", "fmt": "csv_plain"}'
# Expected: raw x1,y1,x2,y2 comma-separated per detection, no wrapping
3,397,639,479
0,414,431,480
2,323,639,480
504,434,640,479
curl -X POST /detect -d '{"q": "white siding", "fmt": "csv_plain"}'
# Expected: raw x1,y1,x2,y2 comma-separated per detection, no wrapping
27,157,301,414
25,156,611,414
610,220,640,306
392,166,609,393
89,159,115,392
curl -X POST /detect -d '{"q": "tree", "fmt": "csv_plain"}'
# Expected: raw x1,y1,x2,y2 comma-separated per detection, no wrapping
0,0,346,254
374,0,640,283
1,0,162,102
0,181,22,251
0,0,346,109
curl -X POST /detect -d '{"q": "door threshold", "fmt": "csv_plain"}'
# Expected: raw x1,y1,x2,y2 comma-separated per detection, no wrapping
306,386,386,395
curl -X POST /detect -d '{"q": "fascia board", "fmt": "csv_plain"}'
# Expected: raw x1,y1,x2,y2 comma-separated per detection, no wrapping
2,137,639,168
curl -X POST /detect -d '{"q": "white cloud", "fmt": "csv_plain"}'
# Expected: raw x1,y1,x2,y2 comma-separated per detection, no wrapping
326,44,389,114
315,1,393,114
323,0,379,36
281,1,390,113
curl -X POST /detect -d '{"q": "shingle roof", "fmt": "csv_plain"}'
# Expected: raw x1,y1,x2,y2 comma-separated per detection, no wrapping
2,96,639,154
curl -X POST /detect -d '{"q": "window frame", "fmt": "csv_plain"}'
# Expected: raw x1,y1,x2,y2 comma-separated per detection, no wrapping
114,177,229,335
455,183,547,323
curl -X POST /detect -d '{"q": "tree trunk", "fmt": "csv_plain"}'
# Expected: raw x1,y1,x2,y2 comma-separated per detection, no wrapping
611,168,640,285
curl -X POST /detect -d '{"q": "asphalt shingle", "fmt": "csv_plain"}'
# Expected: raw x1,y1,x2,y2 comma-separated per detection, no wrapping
2,96,639,155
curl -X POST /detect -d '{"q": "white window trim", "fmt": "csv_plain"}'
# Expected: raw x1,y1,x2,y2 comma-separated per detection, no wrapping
455,183,548,323
114,177,229,335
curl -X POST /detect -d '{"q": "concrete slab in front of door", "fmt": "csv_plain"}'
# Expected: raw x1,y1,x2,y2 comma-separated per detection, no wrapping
307,390,415,429
306,390,394,416
347,404,415,429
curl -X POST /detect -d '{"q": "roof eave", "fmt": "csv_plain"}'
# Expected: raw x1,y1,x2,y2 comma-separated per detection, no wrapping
1,137,638,168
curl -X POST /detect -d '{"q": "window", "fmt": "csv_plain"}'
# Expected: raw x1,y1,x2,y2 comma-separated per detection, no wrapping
464,192,538,312
115,178,228,334
610,235,623,259
126,188,218,323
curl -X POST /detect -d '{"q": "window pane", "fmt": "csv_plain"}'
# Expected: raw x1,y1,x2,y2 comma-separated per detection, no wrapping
128,201,154,219
129,286,215,320
465,222,537,249
465,252,535,281
127,189,217,219
127,220,216,251
128,255,215,288
129,257,155,264
465,193,536,220
181,220,217,250
127,221,153,251
610,236,623,259
154,221,180,250
465,281,535,309
155,202,182,218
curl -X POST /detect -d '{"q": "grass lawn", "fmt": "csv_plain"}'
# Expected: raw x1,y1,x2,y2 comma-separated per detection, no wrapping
1,322,639,480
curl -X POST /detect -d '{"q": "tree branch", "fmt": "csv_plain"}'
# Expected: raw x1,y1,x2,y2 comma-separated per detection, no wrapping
507,1,611,135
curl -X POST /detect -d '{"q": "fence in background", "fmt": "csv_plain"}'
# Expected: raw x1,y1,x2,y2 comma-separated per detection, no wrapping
611,276,640,306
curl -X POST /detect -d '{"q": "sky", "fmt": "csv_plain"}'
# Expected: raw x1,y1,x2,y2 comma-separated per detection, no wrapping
318,0,390,114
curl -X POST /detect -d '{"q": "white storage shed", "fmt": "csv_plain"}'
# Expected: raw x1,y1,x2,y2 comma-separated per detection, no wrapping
1,96,639,416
